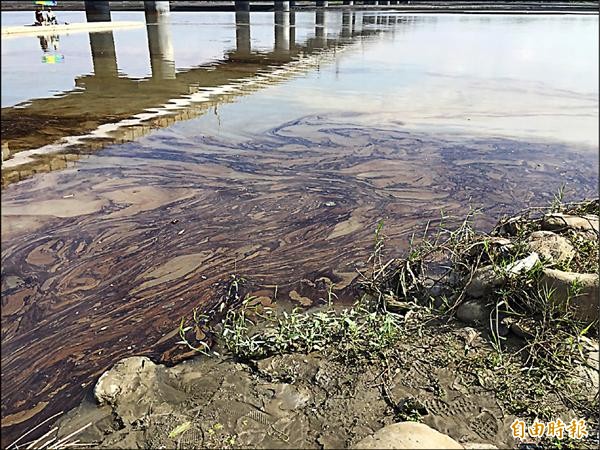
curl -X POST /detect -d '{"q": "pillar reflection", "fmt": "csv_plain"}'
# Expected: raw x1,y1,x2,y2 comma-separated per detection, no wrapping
146,14,176,80
315,9,327,47
274,11,290,53
235,10,251,57
89,31,118,78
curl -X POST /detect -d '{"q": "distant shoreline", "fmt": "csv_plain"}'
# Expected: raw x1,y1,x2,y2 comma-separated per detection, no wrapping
1,1,598,13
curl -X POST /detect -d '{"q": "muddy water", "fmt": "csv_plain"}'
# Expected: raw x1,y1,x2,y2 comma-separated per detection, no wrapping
1,10,599,445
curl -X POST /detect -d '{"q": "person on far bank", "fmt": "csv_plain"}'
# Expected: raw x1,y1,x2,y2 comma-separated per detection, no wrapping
46,8,58,25
35,6,45,26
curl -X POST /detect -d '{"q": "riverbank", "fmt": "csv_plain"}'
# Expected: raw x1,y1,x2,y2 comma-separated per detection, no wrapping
21,197,598,449
1,1,598,13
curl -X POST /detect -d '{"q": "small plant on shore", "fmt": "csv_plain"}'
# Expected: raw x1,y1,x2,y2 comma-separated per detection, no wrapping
220,295,403,362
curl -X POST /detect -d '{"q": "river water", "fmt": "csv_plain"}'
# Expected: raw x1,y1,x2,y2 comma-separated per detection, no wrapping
1,9,598,445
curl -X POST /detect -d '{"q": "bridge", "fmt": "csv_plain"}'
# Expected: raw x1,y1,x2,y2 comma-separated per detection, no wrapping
82,1,402,21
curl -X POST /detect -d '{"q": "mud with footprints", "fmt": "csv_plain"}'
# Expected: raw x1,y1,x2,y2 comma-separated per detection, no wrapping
54,319,544,449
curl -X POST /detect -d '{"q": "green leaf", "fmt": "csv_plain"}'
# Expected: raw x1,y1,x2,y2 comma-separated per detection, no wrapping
169,421,191,439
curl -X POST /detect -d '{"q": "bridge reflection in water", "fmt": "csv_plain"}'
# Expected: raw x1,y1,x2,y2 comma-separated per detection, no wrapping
1,8,407,186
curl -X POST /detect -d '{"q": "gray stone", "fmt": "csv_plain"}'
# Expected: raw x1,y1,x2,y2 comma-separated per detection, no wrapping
467,237,512,258
575,338,599,401
353,422,463,449
456,300,487,324
510,318,536,339
464,253,541,298
506,252,540,275
527,231,575,264
94,356,186,424
538,268,599,323
497,216,524,236
465,266,504,298
542,213,599,233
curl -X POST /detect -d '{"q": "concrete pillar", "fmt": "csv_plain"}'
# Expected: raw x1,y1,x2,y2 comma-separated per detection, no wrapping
146,15,175,79
343,1,354,5
144,1,169,23
235,10,251,56
316,1,328,7
144,1,170,14
274,10,290,52
88,31,118,78
274,1,290,11
235,1,250,12
378,0,390,5
84,0,110,22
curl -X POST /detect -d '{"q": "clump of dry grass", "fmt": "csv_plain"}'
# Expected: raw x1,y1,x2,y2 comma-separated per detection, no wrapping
7,412,92,450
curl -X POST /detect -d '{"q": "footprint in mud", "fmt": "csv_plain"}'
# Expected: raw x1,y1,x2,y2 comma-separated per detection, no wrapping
404,361,430,389
246,408,273,427
472,409,499,441
422,396,479,417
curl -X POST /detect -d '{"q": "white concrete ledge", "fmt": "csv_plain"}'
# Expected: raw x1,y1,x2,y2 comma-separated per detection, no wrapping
1,21,144,37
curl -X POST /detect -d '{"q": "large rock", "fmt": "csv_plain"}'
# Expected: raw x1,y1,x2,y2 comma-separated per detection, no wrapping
527,231,575,264
466,254,539,299
576,337,599,401
94,356,186,424
456,300,487,324
353,422,463,449
542,213,599,233
538,269,599,323
465,266,504,298
505,252,540,275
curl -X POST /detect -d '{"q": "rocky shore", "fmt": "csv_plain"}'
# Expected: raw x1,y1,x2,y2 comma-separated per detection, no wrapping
16,199,599,449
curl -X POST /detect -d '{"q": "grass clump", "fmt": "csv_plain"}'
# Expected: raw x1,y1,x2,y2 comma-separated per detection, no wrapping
220,297,403,362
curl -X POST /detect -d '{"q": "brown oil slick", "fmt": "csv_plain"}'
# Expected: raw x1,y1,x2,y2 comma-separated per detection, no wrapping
1,114,598,444
1,11,599,448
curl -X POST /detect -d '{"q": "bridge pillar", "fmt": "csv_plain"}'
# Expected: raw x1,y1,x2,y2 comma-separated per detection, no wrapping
274,1,290,11
235,1,250,12
378,1,390,5
144,1,170,24
84,0,110,22
343,1,354,5
316,1,328,7
144,1,170,15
